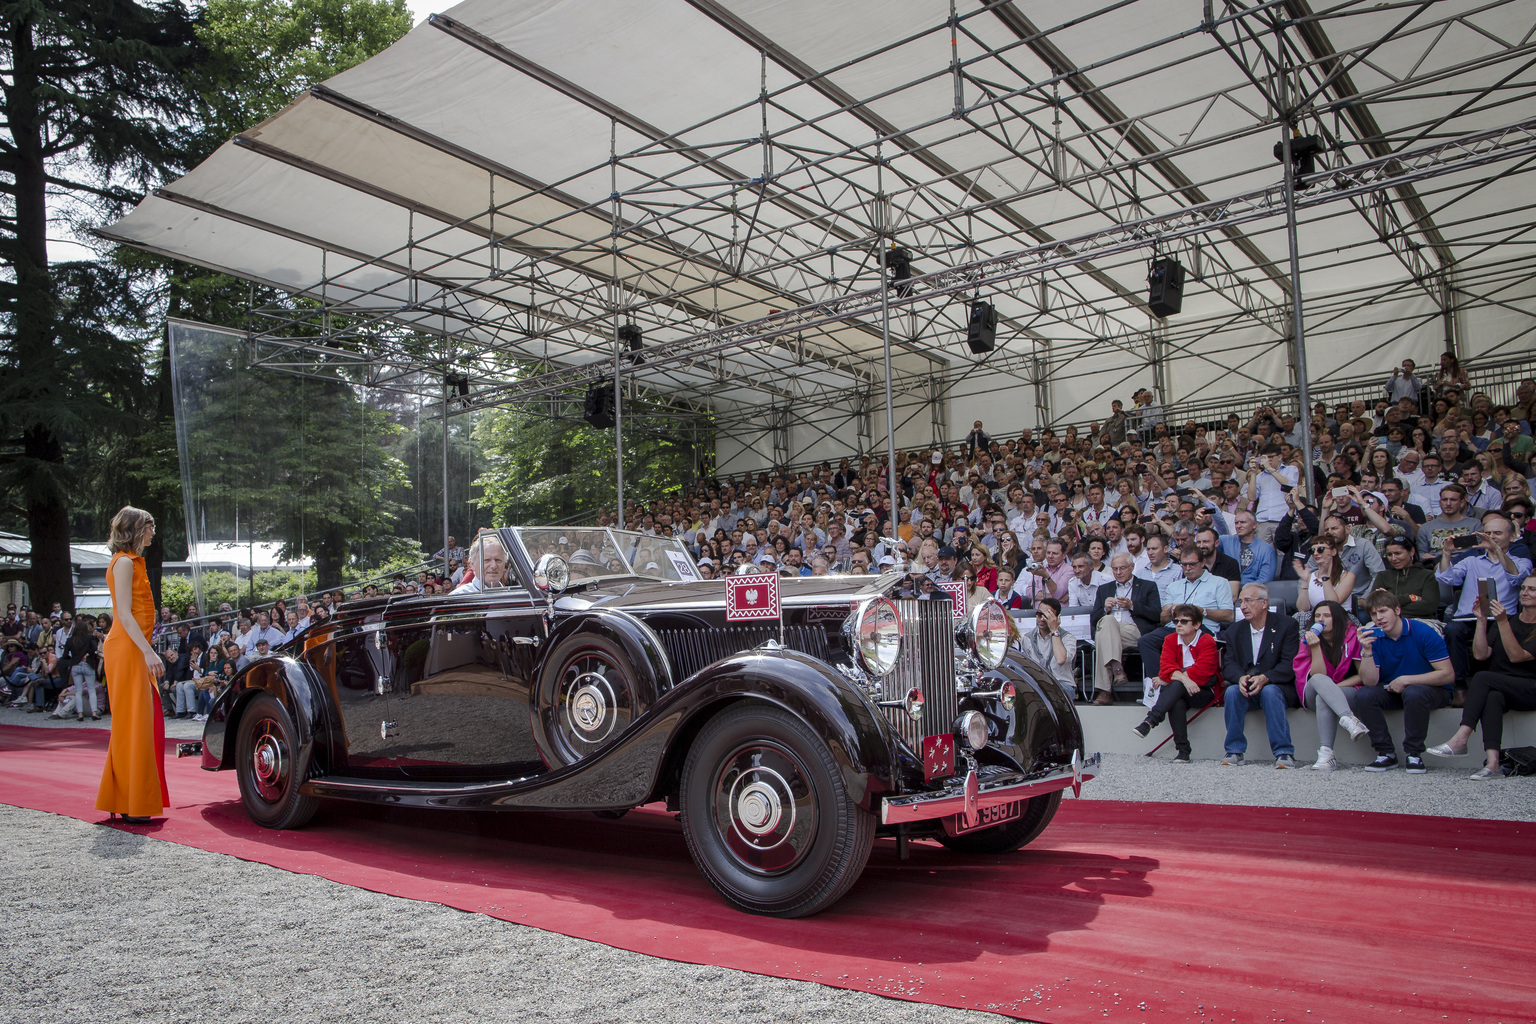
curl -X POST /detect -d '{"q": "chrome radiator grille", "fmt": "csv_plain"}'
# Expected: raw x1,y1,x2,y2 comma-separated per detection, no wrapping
654,624,831,683
883,599,958,751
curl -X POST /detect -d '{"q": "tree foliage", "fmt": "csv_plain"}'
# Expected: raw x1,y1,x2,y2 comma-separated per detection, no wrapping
475,396,705,526
0,0,201,610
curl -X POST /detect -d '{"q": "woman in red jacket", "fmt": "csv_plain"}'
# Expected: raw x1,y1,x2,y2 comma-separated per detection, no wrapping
1132,604,1223,762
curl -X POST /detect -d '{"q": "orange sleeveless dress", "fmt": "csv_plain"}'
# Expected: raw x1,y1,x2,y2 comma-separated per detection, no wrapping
95,552,169,817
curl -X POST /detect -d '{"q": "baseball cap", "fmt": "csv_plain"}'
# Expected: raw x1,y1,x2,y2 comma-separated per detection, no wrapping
931,451,943,464
878,555,896,567
937,545,957,558
697,557,715,566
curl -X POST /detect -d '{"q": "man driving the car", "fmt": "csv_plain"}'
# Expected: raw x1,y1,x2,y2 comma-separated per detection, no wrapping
451,532,508,594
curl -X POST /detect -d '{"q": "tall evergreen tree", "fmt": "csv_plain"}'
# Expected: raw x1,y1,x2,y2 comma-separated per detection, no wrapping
0,0,199,611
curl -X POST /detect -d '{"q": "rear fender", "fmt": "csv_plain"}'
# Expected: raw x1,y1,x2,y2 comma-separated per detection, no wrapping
200,657,329,774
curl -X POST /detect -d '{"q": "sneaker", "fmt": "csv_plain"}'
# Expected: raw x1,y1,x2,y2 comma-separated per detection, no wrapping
1310,756,1338,771
1425,743,1467,758
1131,721,1151,739
1171,752,1192,764
1340,715,1370,740
1364,755,1398,772
1406,756,1427,774
1221,752,1244,766
1274,755,1298,770
1469,766,1500,780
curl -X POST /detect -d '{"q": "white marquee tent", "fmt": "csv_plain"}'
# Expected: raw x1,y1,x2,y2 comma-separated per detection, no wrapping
103,0,1536,482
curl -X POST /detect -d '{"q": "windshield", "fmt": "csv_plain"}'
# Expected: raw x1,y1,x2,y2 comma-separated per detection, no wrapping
511,528,701,582
612,530,701,581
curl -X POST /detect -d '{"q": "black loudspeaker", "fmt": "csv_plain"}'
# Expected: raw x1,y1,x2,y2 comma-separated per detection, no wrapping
966,300,997,354
583,383,615,428
1147,257,1185,318
618,322,642,352
445,373,470,397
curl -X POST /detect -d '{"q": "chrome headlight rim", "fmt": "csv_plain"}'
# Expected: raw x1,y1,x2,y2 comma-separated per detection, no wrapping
969,599,1014,670
854,596,903,677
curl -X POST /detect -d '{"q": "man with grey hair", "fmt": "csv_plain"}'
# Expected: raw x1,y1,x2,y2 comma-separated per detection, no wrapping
1221,583,1301,768
451,533,509,594
1088,553,1161,705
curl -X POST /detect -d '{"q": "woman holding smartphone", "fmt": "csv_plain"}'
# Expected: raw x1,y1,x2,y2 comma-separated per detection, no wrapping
1297,536,1356,615
1426,578,1536,778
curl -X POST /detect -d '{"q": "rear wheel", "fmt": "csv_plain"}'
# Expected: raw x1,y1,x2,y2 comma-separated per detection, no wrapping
235,693,319,830
936,789,1062,855
680,703,873,917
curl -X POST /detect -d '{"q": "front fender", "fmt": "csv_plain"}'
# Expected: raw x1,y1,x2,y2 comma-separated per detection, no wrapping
200,656,329,773
646,648,897,813
967,652,1085,774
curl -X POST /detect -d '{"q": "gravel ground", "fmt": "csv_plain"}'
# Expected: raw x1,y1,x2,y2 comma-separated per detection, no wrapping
0,804,998,1024
3,710,1531,1024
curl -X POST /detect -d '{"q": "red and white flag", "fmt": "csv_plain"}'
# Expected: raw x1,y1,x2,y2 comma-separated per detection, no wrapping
936,580,968,623
725,571,780,622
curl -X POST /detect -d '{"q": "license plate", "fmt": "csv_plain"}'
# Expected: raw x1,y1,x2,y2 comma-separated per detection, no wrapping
943,799,1023,836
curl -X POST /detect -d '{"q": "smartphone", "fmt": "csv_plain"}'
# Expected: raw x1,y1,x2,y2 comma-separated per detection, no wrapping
1479,577,1496,603
1450,534,1479,550
1331,487,1349,498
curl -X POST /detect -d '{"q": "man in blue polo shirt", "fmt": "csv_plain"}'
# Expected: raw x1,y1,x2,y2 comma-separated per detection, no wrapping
1352,589,1454,773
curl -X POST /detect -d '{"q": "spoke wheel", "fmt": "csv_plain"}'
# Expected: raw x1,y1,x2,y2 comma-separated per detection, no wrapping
936,789,1061,855
681,703,873,917
235,692,319,830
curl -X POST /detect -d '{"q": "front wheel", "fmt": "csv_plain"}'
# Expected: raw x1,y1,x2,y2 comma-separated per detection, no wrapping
936,789,1062,855
680,703,874,918
235,692,319,830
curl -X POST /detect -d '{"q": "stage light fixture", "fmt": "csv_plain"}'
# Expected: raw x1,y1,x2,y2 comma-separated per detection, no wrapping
1273,132,1323,177
886,246,913,296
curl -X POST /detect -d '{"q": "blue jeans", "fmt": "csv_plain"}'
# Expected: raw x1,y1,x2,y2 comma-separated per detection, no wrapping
1224,682,1295,758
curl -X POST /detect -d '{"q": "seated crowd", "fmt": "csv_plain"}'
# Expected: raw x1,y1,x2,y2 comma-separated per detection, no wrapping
590,362,1536,775
5,360,1534,774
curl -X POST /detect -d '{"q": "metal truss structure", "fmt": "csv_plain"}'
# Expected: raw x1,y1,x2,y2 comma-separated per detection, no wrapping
103,0,1536,480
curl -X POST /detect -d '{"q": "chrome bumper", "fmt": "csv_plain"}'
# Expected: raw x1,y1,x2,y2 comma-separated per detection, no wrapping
880,749,1100,827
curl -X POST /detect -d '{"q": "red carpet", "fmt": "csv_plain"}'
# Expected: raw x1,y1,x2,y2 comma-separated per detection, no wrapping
2,724,1529,1023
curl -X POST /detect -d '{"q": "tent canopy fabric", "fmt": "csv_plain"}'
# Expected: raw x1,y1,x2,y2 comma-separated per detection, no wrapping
103,0,1536,465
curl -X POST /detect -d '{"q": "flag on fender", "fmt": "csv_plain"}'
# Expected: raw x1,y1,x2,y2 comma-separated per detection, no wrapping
725,571,780,622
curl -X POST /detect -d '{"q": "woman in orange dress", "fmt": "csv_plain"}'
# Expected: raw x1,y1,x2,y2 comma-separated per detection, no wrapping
95,506,169,823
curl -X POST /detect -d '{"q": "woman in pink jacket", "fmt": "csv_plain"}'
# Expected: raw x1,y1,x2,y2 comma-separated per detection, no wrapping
1295,600,1368,771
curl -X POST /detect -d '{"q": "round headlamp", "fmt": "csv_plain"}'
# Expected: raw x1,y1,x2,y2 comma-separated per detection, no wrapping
969,599,1014,669
855,597,903,677
957,710,989,751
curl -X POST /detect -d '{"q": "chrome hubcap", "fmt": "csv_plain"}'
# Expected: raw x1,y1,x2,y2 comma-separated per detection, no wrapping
714,742,815,875
249,722,287,803
553,652,631,762
735,778,784,836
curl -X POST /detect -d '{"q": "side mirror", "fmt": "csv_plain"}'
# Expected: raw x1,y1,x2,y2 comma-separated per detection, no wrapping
533,554,570,594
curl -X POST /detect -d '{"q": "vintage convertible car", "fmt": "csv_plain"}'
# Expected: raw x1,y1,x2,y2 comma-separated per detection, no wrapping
199,526,1098,917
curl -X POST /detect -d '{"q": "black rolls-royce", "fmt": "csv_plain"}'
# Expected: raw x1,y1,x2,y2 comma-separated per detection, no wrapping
199,527,1098,917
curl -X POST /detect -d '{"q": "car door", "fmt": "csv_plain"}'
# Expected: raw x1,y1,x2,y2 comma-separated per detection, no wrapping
387,590,547,778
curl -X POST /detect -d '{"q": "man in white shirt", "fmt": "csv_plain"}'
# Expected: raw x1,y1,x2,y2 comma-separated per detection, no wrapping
1409,453,1448,516
1067,553,1112,607
241,612,286,655
1247,445,1299,545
